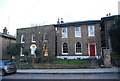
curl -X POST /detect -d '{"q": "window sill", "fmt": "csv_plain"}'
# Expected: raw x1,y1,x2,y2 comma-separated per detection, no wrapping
75,53,82,55
32,41,36,43
20,54,24,56
75,36,82,37
88,35,95,37
62,37,68,39
62,53,68,55
21,42,25,43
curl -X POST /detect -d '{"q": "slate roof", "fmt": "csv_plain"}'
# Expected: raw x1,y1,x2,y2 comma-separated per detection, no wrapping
101,15,120,20
0,32,16,40
54,20,101,27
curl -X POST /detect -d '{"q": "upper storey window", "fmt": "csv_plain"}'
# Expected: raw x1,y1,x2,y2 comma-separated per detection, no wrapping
21,35,25,43
32,34,36,42
88,26,95,36
62,27,68,38
75,27,81,37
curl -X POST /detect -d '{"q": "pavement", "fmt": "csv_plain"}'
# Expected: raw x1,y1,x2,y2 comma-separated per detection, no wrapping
17,67,120,74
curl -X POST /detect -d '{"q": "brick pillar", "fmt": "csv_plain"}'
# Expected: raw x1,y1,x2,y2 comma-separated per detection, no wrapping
103,49,112,68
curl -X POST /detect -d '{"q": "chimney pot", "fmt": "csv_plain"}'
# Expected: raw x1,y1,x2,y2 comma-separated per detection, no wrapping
57,18,60,24
61,18,64,23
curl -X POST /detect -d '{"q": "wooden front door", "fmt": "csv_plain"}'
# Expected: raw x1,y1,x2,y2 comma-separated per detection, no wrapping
90,45,95,56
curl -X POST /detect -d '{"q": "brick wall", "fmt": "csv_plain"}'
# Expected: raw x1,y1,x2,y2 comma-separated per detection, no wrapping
0,36,16,60
56,21,101,59
17,25,55,58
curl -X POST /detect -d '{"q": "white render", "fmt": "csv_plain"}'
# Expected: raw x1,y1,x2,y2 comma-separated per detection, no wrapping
57,56,99,59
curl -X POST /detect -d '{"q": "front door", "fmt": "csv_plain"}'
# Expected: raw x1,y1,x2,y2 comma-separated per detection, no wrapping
90,45,95,56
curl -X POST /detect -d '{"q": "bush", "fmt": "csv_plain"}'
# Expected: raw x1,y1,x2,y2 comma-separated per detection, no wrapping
34,58,41,63
19,64,31,69
111,52,120,67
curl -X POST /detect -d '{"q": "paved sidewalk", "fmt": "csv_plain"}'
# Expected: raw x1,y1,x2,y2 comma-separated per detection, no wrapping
17,67,120,74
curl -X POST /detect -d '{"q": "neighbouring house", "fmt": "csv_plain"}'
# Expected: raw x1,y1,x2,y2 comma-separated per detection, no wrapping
100,15,120,67
0,27,16,60
16,25,56,60
100,15,120,52
54,20,101,59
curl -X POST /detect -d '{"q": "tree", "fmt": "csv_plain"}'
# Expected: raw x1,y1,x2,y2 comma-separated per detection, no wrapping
109,16,120,54
23,50,29,56
35,49,41,57
31,25,55,63
6,43,21,57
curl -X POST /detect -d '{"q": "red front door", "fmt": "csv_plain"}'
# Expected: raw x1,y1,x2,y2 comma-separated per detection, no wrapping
90,45,95,56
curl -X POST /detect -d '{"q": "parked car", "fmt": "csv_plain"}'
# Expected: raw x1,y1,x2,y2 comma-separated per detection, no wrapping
0,60,17,76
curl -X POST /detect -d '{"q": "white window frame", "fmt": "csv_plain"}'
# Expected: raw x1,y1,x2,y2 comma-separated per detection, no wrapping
20,35,25,43
31,34,36,42
75,42,82,55
62,27,68,38
20,47,24,56
88,26,95,37
75,27,81,37
62,43,68,55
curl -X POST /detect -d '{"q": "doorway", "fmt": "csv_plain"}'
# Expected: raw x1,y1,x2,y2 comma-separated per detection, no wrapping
89,45,95,56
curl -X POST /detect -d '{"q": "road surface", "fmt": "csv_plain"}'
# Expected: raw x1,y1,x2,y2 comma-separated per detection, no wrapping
1,73,120,81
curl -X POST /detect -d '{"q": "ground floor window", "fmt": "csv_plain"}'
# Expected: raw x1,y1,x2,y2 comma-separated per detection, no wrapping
20,47,24,56
75,42,82,54
62,43,68,54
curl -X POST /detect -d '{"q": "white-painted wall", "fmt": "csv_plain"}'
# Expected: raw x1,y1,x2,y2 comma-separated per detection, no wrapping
57,56,99,59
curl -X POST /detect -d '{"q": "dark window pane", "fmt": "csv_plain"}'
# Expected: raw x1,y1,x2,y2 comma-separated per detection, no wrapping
63,43,68,53
76,42,81,53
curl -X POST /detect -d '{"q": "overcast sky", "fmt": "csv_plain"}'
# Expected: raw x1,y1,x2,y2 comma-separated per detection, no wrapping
0,0,119,35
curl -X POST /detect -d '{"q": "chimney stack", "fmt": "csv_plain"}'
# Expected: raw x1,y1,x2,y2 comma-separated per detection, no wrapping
106,13,111,17
57,18,64,24
3,27,8,34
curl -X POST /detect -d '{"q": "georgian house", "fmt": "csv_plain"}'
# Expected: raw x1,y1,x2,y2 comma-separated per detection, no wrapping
16,25,55,60
17,15,120,60
54,20,101,59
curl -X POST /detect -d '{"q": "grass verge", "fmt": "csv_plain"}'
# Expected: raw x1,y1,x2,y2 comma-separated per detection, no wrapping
53,59,89,64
